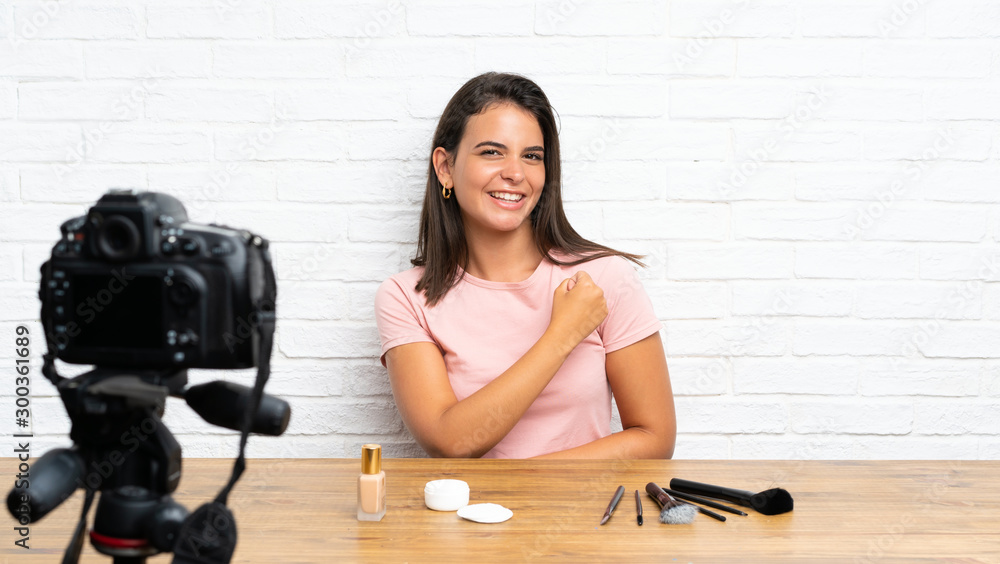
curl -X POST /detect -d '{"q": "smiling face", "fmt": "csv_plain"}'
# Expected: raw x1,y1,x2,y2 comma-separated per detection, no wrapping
435,103,546,241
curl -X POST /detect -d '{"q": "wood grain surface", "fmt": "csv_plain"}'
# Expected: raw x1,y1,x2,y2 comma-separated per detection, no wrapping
2,458,997,563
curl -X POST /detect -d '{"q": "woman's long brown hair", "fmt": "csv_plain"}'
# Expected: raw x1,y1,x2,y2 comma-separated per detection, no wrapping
413,72,643,306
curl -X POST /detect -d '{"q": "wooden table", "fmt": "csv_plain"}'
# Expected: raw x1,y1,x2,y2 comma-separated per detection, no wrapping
3,458,998,563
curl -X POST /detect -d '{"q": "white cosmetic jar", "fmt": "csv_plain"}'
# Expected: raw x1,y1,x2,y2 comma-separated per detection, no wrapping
424,479,470,511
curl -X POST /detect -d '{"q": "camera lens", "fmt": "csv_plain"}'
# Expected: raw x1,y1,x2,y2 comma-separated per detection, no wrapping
97,215,142,261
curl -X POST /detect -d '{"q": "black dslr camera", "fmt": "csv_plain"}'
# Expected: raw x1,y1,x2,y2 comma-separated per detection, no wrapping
42,189,268,369
8,190,290,564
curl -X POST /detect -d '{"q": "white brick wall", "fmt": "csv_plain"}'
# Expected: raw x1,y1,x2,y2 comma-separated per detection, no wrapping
1,0,998,461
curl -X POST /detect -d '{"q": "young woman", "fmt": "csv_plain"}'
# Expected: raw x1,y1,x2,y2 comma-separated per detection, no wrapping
375,72,676,459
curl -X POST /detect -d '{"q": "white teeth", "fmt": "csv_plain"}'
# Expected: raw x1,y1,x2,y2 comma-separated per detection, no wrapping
490,192,523,202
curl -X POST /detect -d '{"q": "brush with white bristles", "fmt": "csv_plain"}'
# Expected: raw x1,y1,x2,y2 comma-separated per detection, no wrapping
645,482,698,525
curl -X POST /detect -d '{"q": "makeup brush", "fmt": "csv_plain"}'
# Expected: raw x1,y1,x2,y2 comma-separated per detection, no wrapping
669,478,794,516
644,483,697,525
664,488,748,516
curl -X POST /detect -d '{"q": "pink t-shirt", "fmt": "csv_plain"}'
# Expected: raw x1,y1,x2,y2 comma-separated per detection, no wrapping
374,254,662,459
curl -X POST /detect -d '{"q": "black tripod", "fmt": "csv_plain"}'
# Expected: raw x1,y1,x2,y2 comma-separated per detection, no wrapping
8,357,289,563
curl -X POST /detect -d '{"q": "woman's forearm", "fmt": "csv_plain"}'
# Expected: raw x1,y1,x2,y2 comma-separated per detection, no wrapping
532,424,676,460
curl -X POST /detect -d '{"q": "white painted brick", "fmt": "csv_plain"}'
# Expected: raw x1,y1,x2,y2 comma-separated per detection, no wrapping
914,400,1000,434
276,162,424,205
13,2,140,39
82,125,211,164
474,37,610,76
670,80,796,119
738,40,864,77
793,321,913,356
346,39,474,78
926,0,1000,38
927,85,1000,120
276,83,406,121
561,118,730,162
274,282,348,323
0,167,18,201
667,244,793,280
0,2,9,39
860,205,988,243
663,319,788,356
0,80,14,119
920,322,1000,359
795,244,916,280
645,280,727,320
864,40,991,78
347,281,382,322
863,125,990,161
19,82,144,121
667,357,729,396
665,162,793,201
208,202,348,243
0,40,83,79
348,207,418,243
273,242,403,282
84,42,212,79
814,83,924,121
985,364,1000,396
0,245,21,281
793,163,922,202
856,282,981,320
562,202,603,243
21,244,49,282
279,322,380,362
146,85,273,123
405,78,471,119
213,42,345,79
608,38,736,77
408,0,533,36
919,163,1000,203
283,397,402,434
675,397,787,434
860,359,982,397
674,435,731,459
0,282,35,320
983,283,1000,321
670,0,795,38
733,357,859,395
604,203,728,241
855,438,979,460
347,123,431,161
731,281,854,317
919,246,1000,282
790,399,912,434
799,1,925,38
0,124,81,162
563,160,665,202
146,164,275,206
734,128,862,163
341,357,393,396
732,435,855,460
538,80,668,118
275,0,405,39
214,124,346,162
535,0,666,36
21,165,145,203
147,1,269,39
733,203,855,241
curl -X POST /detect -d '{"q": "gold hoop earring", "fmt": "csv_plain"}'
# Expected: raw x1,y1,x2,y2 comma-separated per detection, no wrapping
441,183,452,199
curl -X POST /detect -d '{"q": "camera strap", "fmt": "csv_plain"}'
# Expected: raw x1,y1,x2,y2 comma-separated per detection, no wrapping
172,234,276,564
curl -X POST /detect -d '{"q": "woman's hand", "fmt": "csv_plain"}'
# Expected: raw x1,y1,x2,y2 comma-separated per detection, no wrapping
548,271,608,352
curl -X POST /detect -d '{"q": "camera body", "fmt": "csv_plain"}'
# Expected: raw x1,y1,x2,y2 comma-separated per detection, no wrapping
40,190,270,369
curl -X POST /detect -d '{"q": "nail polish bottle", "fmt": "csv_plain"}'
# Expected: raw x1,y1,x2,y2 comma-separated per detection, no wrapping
357,444,386,521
